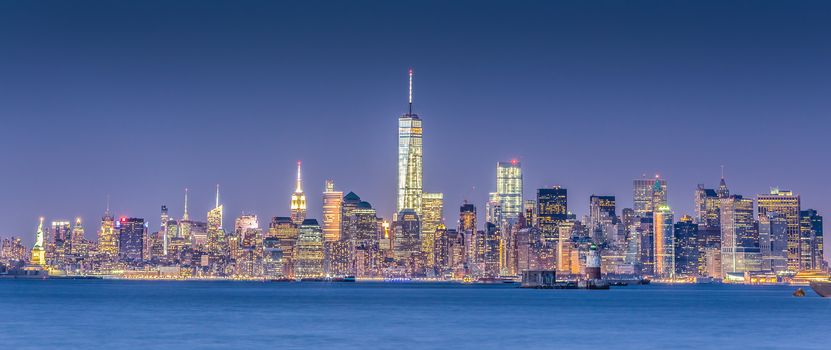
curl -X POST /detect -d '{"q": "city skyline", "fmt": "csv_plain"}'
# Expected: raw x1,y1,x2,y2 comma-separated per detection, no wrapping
1,1,829,251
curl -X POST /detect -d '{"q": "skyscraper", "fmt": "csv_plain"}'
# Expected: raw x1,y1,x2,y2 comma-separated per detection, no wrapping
397,68,423,215
799,209,824,270
394,209,421,260
589,195,616,230
117,217,147,263
673,215,699,277
720,195,759,274
758,212,788,273
295,219,324,278
290,161,307,225
321,180,343,242
633,176,667,216
98,203,117,260
421,192,443,269
489,160,523,224
207,184,226,254
653,205,674,278
70,217,84,255
537,187,568,270
694,185,720,227
757,189,800,272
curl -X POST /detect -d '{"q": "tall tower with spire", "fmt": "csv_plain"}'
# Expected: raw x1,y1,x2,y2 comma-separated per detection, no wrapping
291,161,307,225
182,188,190,221
397,68,424,215
30,217,46,266
207,184,225,253
717,166,730,198
97,197,117,260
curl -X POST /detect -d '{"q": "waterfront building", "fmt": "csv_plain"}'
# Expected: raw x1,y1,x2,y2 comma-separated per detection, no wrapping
489,160,523,223
481,222,500,277
720,195,760,275
758,212,788,273
653,205,675,278
757,189,800,272
420,192,443,269
459,202,477,267
262,237,283,279
397,68,423,215
799,209,824,270
321,180,343,242
537,186,567,269
394,209,421,260
516,227,542,273
117,217,147,264
295,219,324,278
290,161,307,225
269,217,298,278
673,215,699,277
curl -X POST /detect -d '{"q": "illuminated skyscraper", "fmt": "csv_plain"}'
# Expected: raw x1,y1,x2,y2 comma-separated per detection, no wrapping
799,209,824,270
98,202,117,259
589,195,616,230
70,217,84,255
757,189,800,272
489,160,523,224
290,161,307,225
673,215,699,277
117,217,147,263
269,217,299,278
459,202,477,266
653,205,674,278
421,192,444,268
720,195,759,274
207,185,226,254
537,187,567,269
633,176,667,216
322,180,343,242
30,217,46,266
295,219,324,278
759,212,788,273
397,68,423,215
694,185,720,227
394,209,421,260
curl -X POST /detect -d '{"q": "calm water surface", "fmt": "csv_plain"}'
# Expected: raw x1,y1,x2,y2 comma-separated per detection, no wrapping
1,280,829,349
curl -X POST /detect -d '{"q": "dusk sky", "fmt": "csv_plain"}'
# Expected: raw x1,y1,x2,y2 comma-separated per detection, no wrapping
1,1,828,248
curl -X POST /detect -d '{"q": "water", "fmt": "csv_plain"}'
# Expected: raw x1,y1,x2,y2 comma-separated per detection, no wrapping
0,280,829,349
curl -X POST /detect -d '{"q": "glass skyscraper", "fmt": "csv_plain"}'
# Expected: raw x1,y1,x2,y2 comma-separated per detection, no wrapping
397,69,423,215
489,160,523,224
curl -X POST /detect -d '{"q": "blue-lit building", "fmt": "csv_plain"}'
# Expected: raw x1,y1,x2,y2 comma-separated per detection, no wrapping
117,217,147,263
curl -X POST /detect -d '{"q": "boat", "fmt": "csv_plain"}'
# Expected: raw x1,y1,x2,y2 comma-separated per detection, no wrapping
809,280,831,297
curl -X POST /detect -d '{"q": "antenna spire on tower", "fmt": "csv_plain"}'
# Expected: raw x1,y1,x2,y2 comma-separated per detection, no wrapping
721,165,725,179
215,184,220,208
183,188,190,221
105,194,111,215
408,68,413,115
295,161,303,193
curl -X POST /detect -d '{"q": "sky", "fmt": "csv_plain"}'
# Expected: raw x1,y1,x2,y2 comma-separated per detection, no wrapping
0,1,829,254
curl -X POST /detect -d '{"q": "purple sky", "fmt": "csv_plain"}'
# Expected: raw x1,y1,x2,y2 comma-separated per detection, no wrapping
0,1,828,261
